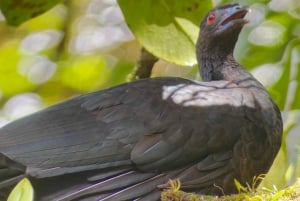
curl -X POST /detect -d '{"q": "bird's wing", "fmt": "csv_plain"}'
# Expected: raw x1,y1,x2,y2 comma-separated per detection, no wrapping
0,77,196,178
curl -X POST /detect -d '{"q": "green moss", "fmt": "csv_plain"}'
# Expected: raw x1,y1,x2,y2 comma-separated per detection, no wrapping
161,179,300,201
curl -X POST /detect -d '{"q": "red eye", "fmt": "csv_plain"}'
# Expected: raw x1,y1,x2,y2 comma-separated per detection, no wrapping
207,13,216,25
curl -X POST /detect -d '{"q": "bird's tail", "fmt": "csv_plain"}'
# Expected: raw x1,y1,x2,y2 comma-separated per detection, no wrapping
0,153,26,200
0,155,172,201
38,167,174,201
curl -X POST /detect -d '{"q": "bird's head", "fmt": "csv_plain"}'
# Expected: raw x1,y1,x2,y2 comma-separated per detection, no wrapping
197,4,249,55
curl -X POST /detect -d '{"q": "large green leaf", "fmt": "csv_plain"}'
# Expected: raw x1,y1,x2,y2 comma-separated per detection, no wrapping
0,0,63,26
269,39,300,110
8,178,33,201
118,0,212,66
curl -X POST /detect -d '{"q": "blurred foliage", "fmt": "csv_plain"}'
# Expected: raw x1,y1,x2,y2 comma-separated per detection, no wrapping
0,0,299,199
0,41,34,96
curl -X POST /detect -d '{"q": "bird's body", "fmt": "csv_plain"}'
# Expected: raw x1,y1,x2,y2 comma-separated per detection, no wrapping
0,4,282,201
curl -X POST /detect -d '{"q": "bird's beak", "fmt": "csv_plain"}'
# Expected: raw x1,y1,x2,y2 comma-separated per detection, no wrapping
221,5,249,26
215,5,249,35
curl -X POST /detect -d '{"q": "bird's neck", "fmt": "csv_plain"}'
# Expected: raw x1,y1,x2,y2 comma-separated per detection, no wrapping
197,46,254,83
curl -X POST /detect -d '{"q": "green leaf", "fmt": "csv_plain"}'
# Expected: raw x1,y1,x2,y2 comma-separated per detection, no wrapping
0,0,63,26
8,178,34,201
118,0,213,66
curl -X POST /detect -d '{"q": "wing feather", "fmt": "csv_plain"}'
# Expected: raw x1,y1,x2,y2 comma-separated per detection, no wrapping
0,77,281,199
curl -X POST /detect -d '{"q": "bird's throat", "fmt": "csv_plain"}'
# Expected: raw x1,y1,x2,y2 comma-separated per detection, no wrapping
197,53,254,84
198,51,233,81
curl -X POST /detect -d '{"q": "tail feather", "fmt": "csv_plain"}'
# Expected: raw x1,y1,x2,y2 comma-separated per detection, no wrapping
87,168,131,181
0,175,25,189
0,155,234,200
136,190,161,201
55,170,156,200
0,153,25,180
100,174,167,201
0,153,26,200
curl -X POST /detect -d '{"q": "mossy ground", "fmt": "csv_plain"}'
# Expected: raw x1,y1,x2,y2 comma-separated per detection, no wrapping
161,179,300,201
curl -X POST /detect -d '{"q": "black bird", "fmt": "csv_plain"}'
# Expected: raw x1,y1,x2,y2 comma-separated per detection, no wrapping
0,4,282,201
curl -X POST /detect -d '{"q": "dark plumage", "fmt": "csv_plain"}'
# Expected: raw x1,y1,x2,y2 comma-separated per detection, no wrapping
0,4,282,201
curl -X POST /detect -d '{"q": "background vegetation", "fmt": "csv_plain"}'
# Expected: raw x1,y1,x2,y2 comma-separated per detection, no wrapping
0,0,299,198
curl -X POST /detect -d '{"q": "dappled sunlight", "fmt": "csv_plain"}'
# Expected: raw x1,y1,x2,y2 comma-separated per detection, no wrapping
251,64,282,87
20,30,63,53
70,0,133,53
248,21,286,46
18,55,57,84
3,93,42,120
269,0,296,11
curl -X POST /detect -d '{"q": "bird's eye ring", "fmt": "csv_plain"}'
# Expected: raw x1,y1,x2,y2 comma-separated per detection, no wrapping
207,13,216,25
